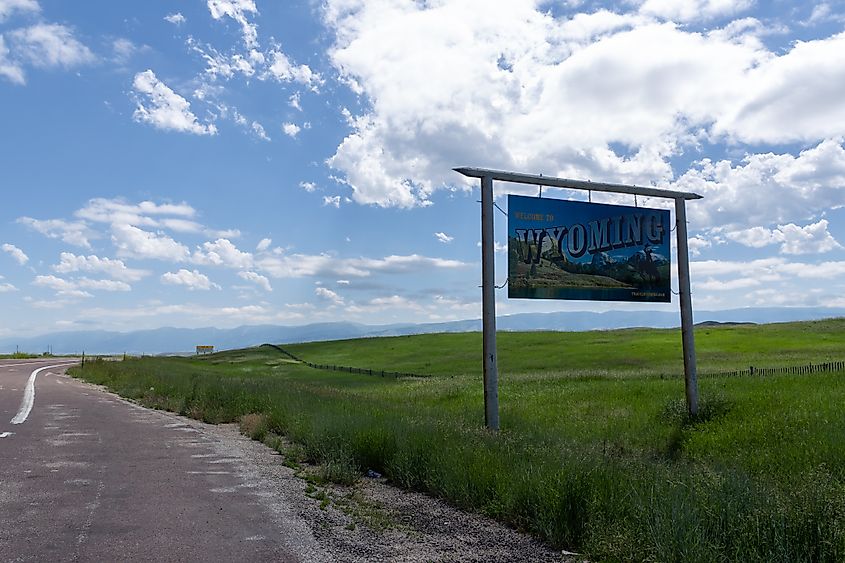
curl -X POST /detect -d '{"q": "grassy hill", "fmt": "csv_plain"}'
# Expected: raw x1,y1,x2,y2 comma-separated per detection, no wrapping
71,318,845,561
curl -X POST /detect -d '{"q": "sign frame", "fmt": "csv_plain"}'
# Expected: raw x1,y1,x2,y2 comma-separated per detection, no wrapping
454,167,703,429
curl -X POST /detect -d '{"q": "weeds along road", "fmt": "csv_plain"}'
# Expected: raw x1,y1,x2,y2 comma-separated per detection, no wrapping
0,359,325,562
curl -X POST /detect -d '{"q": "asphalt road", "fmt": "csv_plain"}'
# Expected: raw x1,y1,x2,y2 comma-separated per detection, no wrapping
0,359,319,562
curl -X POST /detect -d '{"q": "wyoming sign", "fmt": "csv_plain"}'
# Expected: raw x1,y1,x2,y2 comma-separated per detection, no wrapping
508,194,671,302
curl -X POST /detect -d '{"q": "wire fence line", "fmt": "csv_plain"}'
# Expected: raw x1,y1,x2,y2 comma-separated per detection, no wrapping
263,343,844,381
700,360,845,378
262,343,433,379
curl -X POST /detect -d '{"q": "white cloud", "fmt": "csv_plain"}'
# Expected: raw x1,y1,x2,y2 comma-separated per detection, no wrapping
164,12,186,25
322,195,340,208
112,38,140,64
256,238,272,252
0,282,17,292
322,1,845,211
111,224,190,262
315,286,344,305
0,35,24,84
53,252,149,282
264,50,322,90
687,235,711,257
8,23,95,68
132,69,217,135
207,0,258,48
299,181,317,192
33,274,75,292
237,270,272,291
676,140,845,230
0,0,39,22
289,91,302,111
77,197,196,225
17,216,95,248
2,243,28,264
726,220,842,255
77,278,131,292
192,238,253,269
282,122,300,138
695,277,761,291
256,252,468,279
74,197,237,239
251,120,270,141
693,257,845,280
161,269,221,291
638,0,754,22
434,232,454,244
33,275,93,298
712,32,845,144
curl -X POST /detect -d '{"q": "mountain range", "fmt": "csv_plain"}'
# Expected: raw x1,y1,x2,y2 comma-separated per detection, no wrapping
3,306,844,355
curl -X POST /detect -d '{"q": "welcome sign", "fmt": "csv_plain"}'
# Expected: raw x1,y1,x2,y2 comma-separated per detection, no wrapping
508,194,671,302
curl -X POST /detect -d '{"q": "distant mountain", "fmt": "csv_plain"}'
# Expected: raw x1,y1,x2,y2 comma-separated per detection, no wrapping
3,307,843,355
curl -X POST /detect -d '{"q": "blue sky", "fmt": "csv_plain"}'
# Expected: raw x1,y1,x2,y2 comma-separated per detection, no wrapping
1,0,845,337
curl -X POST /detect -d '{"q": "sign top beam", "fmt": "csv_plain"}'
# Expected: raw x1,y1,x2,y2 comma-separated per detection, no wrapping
454,167,702,201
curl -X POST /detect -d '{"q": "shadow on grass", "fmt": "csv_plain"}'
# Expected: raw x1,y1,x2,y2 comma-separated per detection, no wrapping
660,394,733,460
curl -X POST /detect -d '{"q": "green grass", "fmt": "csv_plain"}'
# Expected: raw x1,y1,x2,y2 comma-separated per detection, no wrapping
0,352,43,359
69,318,845,561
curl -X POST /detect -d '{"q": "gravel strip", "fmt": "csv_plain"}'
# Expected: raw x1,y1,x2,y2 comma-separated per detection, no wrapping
76,377,577,562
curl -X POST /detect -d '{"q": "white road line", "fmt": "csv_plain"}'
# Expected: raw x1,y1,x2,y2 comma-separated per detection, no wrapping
10,362,78,425
0,432,12,438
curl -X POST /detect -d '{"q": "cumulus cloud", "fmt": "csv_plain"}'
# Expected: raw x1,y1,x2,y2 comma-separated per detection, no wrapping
255,238,272,252
32,274,128,297
0,282,17,292
299,181,317,192
17,216,95,248
434,232,454,244
282,122,300,138
315,286,344,305
0,35,24,84
207,0,258,48
322,195,340,208
237,270,272,291
161,269,220,291
192,238,253,269
726,220,842,255
78,197,196,225
256,252,468,279
321,0,845,215
164,12,186,25
638,0,755,22
675,140,845,230
2,243,28,264
0,22,93,85
33,274,92,298
111,224,190,262
264,49,322,90
8,23,95,68
132,69,217,135
0,0,39,22
52,252,149,282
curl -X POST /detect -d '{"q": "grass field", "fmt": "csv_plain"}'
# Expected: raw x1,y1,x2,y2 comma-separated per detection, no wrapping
70,318,845,561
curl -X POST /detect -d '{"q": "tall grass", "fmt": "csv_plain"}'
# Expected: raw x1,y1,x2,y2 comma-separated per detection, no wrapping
70,319,845,561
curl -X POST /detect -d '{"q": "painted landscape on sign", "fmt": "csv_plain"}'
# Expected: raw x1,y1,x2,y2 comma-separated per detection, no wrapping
508,195,671,302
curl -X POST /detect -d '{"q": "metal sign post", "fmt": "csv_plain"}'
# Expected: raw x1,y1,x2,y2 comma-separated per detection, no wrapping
455,167,703,427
